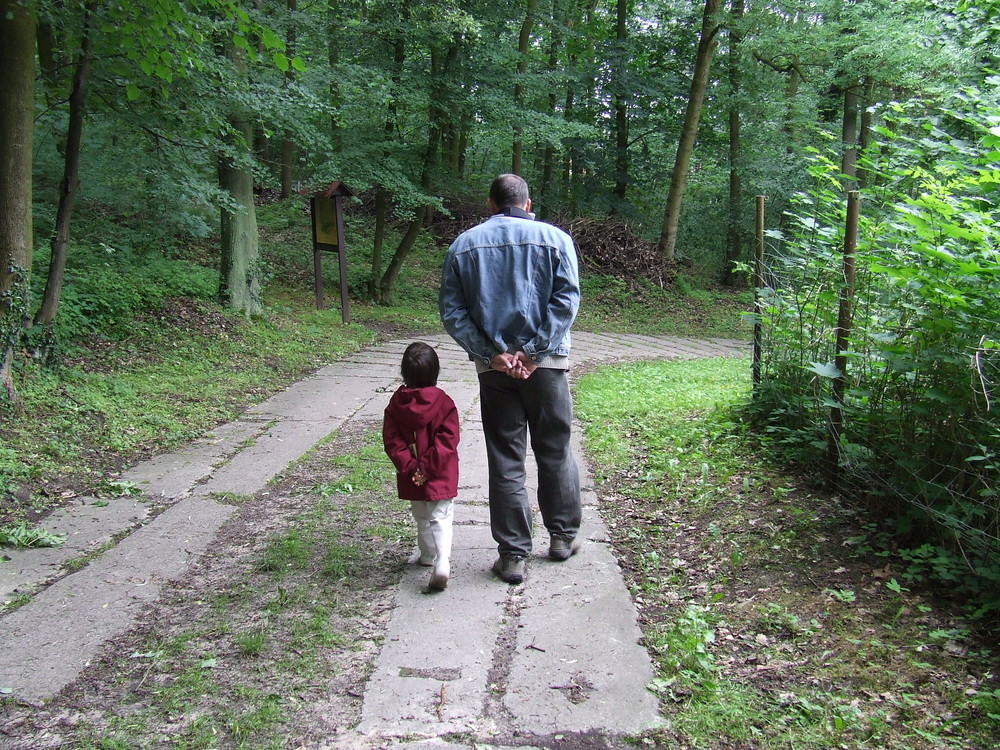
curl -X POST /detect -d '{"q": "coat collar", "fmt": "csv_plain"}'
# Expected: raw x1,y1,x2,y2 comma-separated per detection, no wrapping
492,206,534,220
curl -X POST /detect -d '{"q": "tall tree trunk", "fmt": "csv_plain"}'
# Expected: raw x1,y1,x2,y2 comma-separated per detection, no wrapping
34,1,97,352
511,0,537,175
539,4,562,220
656,0,720,263
561,85,575,200
439,41,462,178
457,118,469,178
722,0,744,286
328,0,342,149
421,41,456,225
371,30,405,301
370,187,387,300
218,41,262,316
36,11,60,105
0,0,36,406
783,55,801,151
280,0,298,199
611,0,629,205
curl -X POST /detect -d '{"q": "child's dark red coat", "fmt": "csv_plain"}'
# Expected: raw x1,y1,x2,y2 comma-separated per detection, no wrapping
382,385,460,501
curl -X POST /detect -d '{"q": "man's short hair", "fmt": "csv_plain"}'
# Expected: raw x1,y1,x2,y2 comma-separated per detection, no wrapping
401,342,440,388
489,174,530,209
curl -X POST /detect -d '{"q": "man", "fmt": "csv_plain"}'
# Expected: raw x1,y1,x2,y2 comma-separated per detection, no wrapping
439,173,582,585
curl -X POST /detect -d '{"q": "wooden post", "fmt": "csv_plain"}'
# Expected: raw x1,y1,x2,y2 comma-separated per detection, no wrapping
827,190,861,479
335,194,350,324
752,195,766,391
313,245,324,310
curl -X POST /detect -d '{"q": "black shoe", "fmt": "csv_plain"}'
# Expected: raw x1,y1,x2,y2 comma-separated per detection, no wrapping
492,555,526,584
548,535,581,561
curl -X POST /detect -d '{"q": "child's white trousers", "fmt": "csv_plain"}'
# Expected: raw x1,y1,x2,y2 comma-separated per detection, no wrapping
410,500,453,586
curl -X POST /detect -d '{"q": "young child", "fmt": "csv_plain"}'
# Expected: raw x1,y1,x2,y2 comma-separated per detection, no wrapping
382,342,460,592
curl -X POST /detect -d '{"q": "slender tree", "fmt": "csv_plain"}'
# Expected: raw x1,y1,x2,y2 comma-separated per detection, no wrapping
328,0,343,148
538,0,565,217
370,24,406,302
34,1,99,358
218,39,263,316
722,0,744,286
512,0,538,175
840,82,859,188
656,0,721,263
280,0,298,199
611,0,629,205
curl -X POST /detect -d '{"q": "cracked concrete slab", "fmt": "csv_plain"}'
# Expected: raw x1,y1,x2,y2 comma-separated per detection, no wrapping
119,418,269,501
506,510,659,735
0,496,150,602
0,496,236,703
356,523,508,737
192,416,345,498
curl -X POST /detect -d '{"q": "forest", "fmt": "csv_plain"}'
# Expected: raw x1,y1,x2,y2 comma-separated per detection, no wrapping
2,0,1000,643
1,1,1000,746
0,0,1000,600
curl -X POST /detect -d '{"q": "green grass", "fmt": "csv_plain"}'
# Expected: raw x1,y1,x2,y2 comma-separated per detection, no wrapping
327,429,397,493
575,356,1000,749
258,530,312,575
576,357,751,492
575,274,753,338
234,629,268,657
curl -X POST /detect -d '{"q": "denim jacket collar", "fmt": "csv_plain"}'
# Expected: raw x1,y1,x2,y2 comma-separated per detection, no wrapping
492,206,534,220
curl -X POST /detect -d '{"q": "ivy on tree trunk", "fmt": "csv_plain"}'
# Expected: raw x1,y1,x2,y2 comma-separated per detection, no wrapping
218,39,262,317
0,0,36,406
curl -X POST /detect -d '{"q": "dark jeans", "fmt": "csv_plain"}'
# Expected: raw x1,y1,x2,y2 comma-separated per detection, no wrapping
478,368,582,557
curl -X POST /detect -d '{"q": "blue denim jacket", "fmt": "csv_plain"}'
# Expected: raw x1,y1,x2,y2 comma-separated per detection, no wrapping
439,211,580,367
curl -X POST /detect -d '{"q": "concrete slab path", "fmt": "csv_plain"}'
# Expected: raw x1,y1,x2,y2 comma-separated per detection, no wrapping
0,331,747,747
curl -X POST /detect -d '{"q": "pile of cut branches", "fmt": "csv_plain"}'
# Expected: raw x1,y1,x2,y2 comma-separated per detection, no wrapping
430,203,676,287
564,216,675,286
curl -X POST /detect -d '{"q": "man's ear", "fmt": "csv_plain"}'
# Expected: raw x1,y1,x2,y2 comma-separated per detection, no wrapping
524,198,532,212
487,198,498,214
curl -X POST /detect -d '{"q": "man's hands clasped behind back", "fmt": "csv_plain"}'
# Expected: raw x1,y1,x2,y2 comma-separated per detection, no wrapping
489,351,538,380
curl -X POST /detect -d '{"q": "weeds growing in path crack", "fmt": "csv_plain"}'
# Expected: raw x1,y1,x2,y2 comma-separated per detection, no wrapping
0,422,410,749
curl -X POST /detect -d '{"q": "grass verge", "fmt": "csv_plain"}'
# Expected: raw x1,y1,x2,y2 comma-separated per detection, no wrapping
576,357,1000,750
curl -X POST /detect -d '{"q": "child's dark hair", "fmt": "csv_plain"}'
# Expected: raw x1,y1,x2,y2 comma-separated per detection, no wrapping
401,342,440,388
